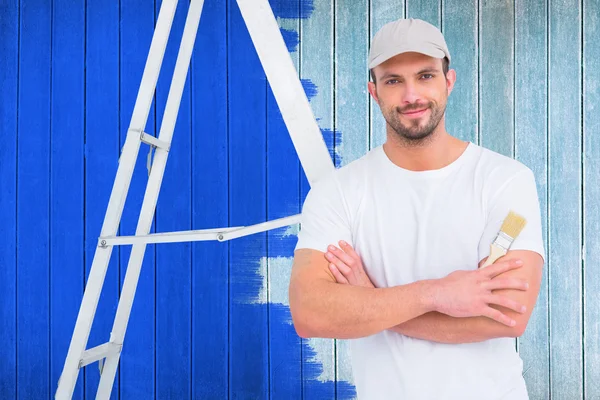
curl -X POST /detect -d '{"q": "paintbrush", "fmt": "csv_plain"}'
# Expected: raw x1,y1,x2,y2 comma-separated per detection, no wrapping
481,211,527,268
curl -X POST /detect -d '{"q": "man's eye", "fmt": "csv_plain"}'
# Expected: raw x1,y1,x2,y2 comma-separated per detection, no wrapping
421,74,434,80
385,79,399,85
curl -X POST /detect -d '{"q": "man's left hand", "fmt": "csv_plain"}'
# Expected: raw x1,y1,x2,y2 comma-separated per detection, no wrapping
324,241,375,288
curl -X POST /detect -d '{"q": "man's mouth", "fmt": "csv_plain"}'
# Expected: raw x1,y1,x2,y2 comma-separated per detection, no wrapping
401,108,429,118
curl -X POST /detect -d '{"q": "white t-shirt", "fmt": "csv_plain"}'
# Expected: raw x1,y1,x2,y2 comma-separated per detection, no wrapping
295,142,545,400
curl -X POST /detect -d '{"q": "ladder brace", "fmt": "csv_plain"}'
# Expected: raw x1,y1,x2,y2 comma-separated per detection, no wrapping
79,342,123,369
139,131,170,151
98,214,301,247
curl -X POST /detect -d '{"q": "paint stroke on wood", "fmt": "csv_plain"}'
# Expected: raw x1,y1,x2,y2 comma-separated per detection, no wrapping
299,0,338,397
267,1,303,398
514,0,550,397
549,0,583,398
17,1,51,398
118,0,156,398
84,0,121,397
228,0,269,397
50,0,85,398
1,0,599,398
155,0,193,397
583,0,600,396
190,0,229,397
0,1,18,398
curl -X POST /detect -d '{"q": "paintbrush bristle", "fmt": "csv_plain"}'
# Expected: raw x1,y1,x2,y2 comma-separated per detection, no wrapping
500,211,527,239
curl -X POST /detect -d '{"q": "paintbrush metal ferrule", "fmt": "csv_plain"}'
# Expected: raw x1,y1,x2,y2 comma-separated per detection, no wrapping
492,231,514,252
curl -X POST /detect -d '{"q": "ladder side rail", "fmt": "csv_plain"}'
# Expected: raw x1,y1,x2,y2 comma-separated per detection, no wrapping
54,1,180,399
95,0,206,398
236,0,335,186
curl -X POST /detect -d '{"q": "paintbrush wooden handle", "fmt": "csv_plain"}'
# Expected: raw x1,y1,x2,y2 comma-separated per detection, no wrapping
481,243,507,268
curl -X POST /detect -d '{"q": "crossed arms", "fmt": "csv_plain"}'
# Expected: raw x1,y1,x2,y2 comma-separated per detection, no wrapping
387,250,543,343
289,243,543,343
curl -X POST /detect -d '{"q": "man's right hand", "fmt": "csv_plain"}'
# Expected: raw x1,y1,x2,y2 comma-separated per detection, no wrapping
431,259,529,327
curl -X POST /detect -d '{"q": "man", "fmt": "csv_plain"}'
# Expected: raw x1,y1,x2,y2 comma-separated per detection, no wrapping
288,18,544,399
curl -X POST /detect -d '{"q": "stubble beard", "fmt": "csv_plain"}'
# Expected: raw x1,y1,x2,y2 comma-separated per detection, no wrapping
382,101,446,146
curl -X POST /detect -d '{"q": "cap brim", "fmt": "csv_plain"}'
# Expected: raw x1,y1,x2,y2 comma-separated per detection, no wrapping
368,44,446,69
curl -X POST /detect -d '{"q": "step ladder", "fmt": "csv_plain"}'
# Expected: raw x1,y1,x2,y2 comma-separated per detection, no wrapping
55,0,334,398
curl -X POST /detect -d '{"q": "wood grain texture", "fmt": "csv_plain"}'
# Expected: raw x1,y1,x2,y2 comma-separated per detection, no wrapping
299,0,337,397
228,0,269,397
190,0,229,397
514,0,550,397
84,1,121,397
479,0,514,154
549,0,583,398
50,0,85,398
118,0,156,398
0,1,18,398
155,0,193,398
17,0,51,398
0,0,598,398
407,0,440,26
443,0,478,144
335,0,369,397
335,0,369,167
583,0,600,396
267,1,303,398
369,0,405,149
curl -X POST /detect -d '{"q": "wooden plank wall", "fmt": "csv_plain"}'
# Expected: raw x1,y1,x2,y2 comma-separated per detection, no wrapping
0,0,597,398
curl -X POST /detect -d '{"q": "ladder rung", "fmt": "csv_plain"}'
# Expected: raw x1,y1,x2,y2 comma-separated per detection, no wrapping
137,130,170,151
79,342,122,368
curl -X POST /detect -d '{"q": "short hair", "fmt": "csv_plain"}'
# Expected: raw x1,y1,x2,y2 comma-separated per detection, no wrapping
370,57,450,84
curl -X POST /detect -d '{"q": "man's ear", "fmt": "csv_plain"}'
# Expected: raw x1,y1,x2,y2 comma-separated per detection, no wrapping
446,69,457,96
368,81,380,104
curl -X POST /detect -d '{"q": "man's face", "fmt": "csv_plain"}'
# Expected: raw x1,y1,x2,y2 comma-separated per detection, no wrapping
368,52,455,143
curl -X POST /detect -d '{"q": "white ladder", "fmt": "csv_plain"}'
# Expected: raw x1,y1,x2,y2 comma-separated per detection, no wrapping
55,0,333,398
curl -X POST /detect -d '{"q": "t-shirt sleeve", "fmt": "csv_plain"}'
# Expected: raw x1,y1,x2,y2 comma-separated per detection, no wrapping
295,173,353,254
478,168,545,263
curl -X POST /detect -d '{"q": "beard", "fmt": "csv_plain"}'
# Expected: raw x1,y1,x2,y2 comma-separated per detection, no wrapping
381,100,446,143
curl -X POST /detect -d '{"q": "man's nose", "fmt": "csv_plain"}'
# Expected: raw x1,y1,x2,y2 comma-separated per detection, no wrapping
401,82,422,105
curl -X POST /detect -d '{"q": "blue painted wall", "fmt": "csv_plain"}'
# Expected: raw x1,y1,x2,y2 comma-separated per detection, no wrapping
0,0,598,398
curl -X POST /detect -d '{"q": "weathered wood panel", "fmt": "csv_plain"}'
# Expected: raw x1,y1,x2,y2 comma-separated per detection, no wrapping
369,0,405,149
583,0,600,397
514,0,550,397
155,0,193,397
228,0,269,397
443,0,478,144
0,1,596,398
479,0,514,154
190,0,229,397
549,0,584,397
50,0,86,398
0,1,19,398
17,1,51,398
118,0,156,398
299,0,338,397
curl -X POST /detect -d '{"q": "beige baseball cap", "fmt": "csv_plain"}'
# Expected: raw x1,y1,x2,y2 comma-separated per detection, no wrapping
368,18,451,70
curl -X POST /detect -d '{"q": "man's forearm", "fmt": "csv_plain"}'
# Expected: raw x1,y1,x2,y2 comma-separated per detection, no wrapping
290,278,436,340
390,251,542,344
390,311,520,344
